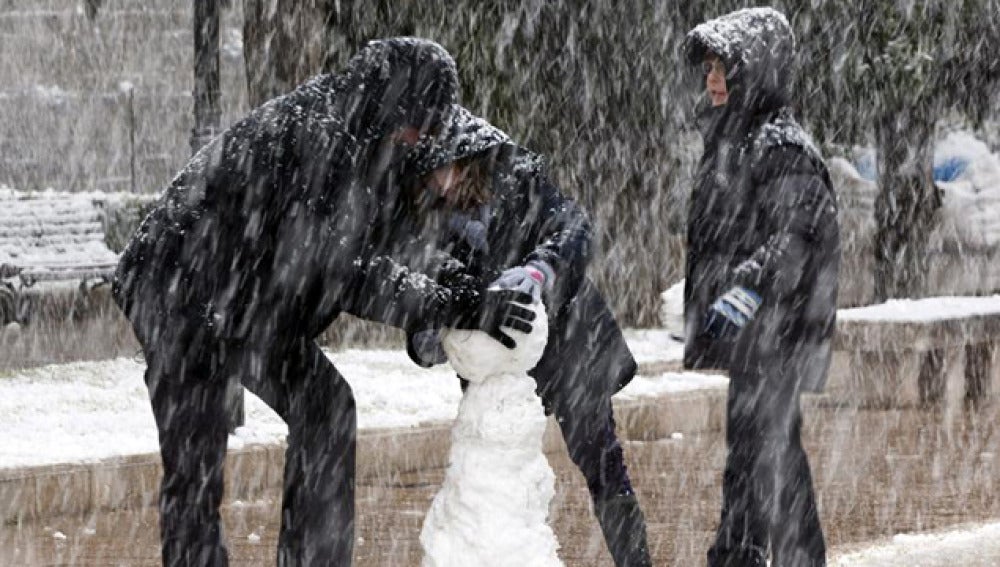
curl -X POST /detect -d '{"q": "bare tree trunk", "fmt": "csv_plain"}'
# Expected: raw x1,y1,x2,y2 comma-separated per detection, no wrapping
242,0,340,108
191,0,221,153
873,110,941,301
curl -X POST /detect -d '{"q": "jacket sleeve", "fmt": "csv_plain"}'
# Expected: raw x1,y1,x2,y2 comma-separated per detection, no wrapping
732,147,837,298
522,176,594,307
341,251,479,332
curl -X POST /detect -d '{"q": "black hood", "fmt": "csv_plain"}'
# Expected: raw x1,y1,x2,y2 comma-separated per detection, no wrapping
684,7,795,117
336,37,460,139
406,105,512,177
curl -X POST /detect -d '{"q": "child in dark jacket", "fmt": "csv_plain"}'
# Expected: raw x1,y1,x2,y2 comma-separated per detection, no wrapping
682,8,841,567
395,106,653,567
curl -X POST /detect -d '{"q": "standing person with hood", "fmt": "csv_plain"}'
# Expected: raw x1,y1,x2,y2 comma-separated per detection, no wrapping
399,106,653,567
681,8,840,567
113,38,528,566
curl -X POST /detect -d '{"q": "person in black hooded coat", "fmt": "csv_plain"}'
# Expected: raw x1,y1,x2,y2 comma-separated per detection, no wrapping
111,38,525,567
397,106,652,567
681,8,840,567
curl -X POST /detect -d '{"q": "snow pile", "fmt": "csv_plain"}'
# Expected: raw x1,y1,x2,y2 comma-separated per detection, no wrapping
421,301,562,567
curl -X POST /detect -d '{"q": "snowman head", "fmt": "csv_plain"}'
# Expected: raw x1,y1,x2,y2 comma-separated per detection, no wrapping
441,300,548,383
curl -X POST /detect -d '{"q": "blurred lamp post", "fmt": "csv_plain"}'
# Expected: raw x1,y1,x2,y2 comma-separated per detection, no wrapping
118,81,136,194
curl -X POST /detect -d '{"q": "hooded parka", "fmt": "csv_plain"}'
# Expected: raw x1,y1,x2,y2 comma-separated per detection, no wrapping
682,8,840,394
683,9,839,566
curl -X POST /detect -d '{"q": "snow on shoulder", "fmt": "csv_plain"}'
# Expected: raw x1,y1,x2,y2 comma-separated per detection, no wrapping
421,300,562,567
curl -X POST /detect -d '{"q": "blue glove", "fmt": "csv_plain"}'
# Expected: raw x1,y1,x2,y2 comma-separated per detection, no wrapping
703,286,762,340
489,261,553,302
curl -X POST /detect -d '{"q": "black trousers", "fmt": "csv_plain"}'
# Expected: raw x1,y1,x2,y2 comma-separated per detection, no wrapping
140,316,356,567
707,354,826,567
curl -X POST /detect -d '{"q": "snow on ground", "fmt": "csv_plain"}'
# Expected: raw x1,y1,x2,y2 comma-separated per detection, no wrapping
838,295,1000,322
832,522,1000,566
622,328,685,366
0,330,713,470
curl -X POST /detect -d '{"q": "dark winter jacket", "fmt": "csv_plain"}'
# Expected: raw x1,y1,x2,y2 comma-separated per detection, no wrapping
113,38,467,344
682,8,840,392
400,107,638,395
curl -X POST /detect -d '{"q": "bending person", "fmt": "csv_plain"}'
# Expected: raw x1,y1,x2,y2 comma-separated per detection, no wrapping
113,38,523,567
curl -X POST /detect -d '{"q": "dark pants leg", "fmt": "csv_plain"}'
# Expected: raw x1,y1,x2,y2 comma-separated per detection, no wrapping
143,322,231,567
771,410,825,566
240,338,357,567
708,359,825,567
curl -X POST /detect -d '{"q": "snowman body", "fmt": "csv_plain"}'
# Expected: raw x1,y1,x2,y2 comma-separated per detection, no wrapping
420,302,562,567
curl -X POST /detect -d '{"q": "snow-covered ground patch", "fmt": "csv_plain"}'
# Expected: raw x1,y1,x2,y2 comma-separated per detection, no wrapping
622,328,684,366
0,351,460,468
617,371,728,400
0,332,707,470
832,522,1000,566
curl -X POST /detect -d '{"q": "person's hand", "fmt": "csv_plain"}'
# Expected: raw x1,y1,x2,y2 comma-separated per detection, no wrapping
702,286,761,340
489,261,552,302
451,287,536,349
406,329,448,367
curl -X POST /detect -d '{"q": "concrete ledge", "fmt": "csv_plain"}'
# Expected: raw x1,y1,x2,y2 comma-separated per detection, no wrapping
835,316,1000,353
0,387,726,524
829,307,1000,409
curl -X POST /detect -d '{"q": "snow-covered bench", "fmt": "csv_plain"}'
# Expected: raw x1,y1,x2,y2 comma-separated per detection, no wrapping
0,188,120,285
828,296,1000,410
0,188,141,326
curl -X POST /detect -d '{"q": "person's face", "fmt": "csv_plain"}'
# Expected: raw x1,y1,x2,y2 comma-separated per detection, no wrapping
703,54,728,107
389,125,424,147
424,162,473,209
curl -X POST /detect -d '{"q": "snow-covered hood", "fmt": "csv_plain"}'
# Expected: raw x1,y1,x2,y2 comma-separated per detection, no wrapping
336,37,459,137
684,7,795,115
407,105,512,176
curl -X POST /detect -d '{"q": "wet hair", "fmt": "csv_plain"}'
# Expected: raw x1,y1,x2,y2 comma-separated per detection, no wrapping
443,153,494,210
405,150,496,214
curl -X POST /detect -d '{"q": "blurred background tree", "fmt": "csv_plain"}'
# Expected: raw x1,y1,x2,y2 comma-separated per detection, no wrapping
787,0,1000,301
78,0,1000,322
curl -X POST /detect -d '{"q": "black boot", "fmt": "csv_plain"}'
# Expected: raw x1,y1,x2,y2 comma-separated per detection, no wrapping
594,493,653,567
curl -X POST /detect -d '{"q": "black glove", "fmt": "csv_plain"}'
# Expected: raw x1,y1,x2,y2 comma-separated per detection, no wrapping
406,329,448,367
450,288,536,349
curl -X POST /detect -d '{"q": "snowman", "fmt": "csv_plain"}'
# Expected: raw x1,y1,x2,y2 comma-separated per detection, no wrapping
419,298,563,567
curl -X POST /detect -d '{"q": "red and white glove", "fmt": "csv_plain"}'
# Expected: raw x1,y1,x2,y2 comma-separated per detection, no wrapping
489,261,554,302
